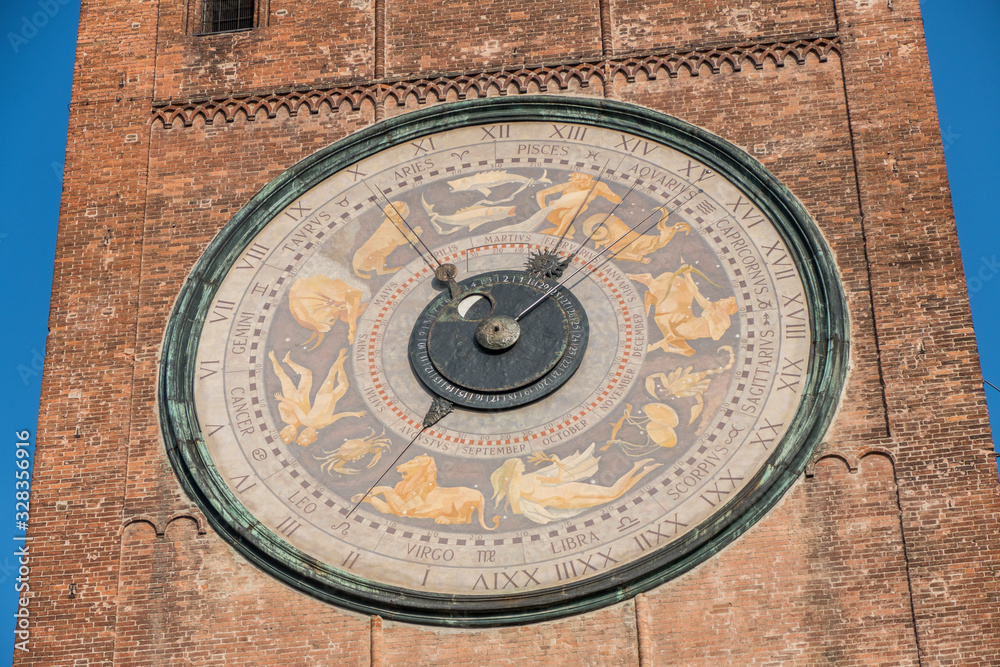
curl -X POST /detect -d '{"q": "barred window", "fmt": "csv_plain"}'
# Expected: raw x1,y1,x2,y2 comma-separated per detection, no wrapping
203,0,255,33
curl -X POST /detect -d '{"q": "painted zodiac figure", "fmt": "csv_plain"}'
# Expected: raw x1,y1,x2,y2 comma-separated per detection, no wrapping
490,444,661,524
581,208,691,263
268,348,366,447
645,346,735,424
446,169,551,202
352,454,500,529
601,403,680,456
421,196,516,235
629,266,738,356
287,275,366,348
315,428,392,475
352,202,422,279
534,172,622,239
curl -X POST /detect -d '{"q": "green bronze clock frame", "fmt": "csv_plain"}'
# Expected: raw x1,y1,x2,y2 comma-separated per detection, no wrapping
159,96,849,626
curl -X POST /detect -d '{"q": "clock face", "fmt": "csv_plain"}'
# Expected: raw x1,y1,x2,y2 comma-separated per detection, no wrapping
161,98,847,625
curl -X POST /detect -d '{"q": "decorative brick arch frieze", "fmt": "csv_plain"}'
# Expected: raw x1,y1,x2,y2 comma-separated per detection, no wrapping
150,36,841,129
806,445,896,478
120,510,207,538
119,514,160,538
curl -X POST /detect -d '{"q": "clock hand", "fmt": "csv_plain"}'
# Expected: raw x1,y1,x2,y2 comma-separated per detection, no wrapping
555,178,641,271
364,181,464,299
549,158,612,257
365,181,442,269
433,262,463,300
515,209,660,322
345,397,453,520
516,187,700,323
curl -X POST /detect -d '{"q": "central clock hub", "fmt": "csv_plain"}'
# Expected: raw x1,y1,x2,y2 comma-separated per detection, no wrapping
409,269,589,409
474,314,520,351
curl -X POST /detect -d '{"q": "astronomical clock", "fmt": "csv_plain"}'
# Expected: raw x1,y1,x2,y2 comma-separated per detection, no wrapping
160,97,847,625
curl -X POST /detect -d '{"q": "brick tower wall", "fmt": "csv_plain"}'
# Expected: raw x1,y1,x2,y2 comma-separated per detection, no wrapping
20,0,1000,664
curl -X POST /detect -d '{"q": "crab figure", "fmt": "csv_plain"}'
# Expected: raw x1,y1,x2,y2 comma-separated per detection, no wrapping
315,428,392,475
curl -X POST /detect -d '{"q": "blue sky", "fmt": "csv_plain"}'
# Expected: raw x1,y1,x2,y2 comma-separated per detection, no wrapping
0,0,78,659
0,1,995,662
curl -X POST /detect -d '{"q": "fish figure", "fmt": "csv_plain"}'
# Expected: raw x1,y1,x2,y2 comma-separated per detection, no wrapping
447,169,551,199
421,196,517,235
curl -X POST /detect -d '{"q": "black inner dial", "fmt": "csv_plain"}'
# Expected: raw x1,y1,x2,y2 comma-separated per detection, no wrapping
409,270,589,409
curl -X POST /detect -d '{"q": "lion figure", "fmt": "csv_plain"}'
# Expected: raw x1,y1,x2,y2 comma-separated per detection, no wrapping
352,455,500,530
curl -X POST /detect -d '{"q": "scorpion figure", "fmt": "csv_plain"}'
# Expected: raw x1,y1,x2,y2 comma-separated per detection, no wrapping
644,346,735,425
315,428,392,475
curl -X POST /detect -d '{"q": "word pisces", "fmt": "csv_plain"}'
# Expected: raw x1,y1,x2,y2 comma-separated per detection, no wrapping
421,196,517,235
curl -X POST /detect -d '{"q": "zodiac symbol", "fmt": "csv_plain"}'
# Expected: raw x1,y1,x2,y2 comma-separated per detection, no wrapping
601,403,680,456
617,517,641,532
446,169,551,204
287,275,366,348
724,424,746,446
421,196,517,235
315,428,392,475
581,207,690,264
534,172,621,239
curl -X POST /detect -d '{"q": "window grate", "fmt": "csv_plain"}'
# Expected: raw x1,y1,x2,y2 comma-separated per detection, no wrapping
203,0,255,33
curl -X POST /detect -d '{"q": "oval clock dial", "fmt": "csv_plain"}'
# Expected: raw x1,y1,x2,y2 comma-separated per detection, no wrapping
161,98,847,625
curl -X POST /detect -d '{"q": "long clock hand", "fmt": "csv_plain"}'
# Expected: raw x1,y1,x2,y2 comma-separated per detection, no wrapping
549,158,612,257
364,181,463,298
345,397,454,520
516,187,700,323
364,181,442,270
556,178,641,270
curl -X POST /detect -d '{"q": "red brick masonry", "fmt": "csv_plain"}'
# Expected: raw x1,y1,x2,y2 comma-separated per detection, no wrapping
21,0,1000,664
